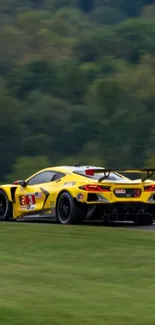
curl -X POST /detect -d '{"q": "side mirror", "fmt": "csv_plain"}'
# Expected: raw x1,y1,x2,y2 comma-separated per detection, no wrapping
13,180,27,187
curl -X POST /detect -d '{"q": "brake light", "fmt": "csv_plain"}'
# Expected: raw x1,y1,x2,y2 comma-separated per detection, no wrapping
79,184,111,192
144,184,155,191
85,169,94,176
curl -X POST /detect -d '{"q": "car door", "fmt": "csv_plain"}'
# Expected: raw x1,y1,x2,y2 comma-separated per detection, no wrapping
14,170,59,217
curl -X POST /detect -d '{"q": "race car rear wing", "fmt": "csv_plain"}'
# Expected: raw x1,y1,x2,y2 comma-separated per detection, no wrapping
84,168,155,182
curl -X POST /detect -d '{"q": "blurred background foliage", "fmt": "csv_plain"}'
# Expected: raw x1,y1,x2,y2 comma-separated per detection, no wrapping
1,0,155,181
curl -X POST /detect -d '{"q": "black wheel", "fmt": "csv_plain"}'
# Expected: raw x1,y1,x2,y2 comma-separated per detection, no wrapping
133,215,153,226
56,191,86,225
0,190,12,221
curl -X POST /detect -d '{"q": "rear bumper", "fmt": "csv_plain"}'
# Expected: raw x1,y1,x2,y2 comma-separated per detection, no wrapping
93,202,155,221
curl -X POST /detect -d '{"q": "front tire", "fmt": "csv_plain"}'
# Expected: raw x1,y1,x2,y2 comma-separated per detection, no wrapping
56,191,86,225
0,190,12,221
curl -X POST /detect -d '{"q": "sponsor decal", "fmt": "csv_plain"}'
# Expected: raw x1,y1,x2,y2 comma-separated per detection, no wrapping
64,182,76,186
35,192,43,199
20,205,27,209
47,204,56,215
76,193,84,201
27,204,35,210
44,209,52,215
115,189,126,194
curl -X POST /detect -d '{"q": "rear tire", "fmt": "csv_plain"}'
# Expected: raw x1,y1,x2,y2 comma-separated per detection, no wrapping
0,190,12,221
133,215,153,226
56,191,86,225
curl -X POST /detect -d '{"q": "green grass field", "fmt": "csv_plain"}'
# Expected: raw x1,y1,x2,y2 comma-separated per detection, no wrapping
0,223,155,325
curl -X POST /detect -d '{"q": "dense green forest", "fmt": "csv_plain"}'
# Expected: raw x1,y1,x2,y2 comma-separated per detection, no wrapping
1,0,155,181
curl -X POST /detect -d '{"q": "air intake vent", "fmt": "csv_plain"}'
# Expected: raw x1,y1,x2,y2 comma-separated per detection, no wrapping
87,193,99,202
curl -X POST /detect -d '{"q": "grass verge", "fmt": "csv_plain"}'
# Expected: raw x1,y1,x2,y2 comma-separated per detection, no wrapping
0,223,155,325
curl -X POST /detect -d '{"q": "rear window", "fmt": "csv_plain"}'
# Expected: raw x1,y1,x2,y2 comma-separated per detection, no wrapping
73,171,124,181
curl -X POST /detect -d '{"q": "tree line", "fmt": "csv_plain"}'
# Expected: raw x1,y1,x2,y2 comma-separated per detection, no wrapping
1,0,155,181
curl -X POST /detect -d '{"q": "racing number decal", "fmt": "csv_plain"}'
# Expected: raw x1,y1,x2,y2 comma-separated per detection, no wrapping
27,195,35,205
19,194,36,206
20,196,26,205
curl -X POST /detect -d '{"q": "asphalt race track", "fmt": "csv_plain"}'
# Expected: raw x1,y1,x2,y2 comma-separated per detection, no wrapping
14,215,155,231
104,221,155,231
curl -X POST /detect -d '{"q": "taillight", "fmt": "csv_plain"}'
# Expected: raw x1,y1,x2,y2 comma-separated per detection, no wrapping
144,184,155,191
79,184,111,192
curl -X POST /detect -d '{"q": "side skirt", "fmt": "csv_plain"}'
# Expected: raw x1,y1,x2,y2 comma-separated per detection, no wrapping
15,208,56,222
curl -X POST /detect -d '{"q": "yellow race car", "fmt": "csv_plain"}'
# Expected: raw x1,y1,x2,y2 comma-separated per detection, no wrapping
0,164,155,225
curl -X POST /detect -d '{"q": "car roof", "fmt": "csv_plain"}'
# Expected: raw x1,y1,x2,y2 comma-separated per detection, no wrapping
25,165,131,182
25,165,107,182
40,165,105,173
